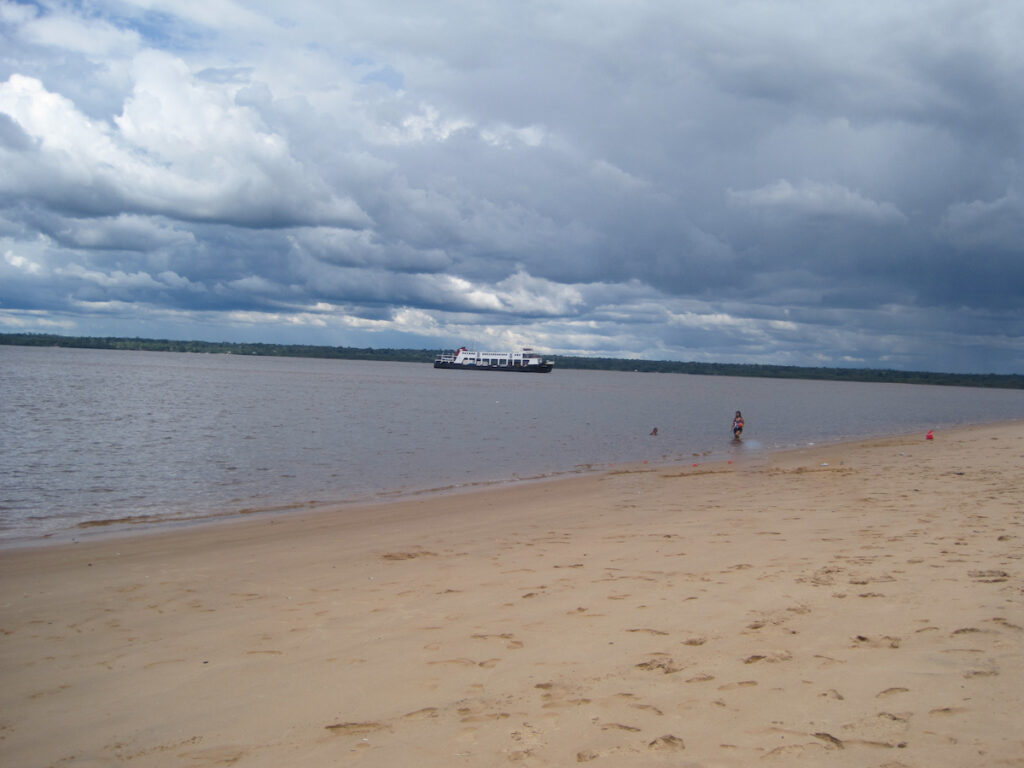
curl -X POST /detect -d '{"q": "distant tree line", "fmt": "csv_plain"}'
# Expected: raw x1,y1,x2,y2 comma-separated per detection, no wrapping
2,332,1021,389
552,354,1024,389
0,333,436,363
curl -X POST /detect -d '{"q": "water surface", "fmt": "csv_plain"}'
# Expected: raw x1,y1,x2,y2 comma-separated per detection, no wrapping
3,345,1023,544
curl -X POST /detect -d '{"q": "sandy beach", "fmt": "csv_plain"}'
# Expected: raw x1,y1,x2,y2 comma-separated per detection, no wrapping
1,423,1022,767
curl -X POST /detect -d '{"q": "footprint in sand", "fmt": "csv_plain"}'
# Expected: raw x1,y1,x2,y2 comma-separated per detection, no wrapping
852,634,901,649
952,627,989,635
812,732,844,749
743,650,792,664
635,657,682,674
836,711,910,747
990,617,1023,631
458,709,510,722
600,722,642,732
631,702,664,715
963,668,999,678
179,746,250,764
325,721,390,735
717,680,758,690
762,743,812,758
648,734,685,751
380,550,437,561
471,632,524,649
535,682,592,709
542,695,591,709
876,687,909,698
402,707,439,720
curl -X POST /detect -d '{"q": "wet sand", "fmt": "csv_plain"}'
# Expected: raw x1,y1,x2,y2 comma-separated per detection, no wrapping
1,422,1022,766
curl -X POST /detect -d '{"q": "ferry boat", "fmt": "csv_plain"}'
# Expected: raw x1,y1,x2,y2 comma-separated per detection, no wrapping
433,347,555,373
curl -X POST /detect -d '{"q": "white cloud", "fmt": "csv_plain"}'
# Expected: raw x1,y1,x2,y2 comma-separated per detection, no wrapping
289,227,452,272
67,298,141,312
437,275,504,312
20,13,141,56
0,309,75,329
480,123,547,149
494,270,584,315
57,263,164,290
1,2,37,24
941,191,1024,252
589,159,649,191
157,270,199,289
667,310,750,330
390,307,441,335
4,249,44,275
117,0,272,33
0,65,369,228
116,51,277,162
56,214,196,251
728,179,906,223
226,275,283,294
0,74,125,182
375,103,473,145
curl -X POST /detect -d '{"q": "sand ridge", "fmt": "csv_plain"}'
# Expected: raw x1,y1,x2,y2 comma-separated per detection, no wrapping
1,423,1022,766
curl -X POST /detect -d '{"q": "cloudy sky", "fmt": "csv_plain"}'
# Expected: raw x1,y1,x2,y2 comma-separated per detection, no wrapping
1,1,1022,373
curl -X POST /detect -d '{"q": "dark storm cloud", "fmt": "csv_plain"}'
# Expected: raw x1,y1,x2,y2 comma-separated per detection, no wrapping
0,1,1021,372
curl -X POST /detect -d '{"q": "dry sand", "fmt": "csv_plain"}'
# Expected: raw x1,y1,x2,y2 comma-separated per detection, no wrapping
1,423,1022,767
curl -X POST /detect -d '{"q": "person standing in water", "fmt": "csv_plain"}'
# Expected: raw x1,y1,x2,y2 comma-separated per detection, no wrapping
732,410,744,439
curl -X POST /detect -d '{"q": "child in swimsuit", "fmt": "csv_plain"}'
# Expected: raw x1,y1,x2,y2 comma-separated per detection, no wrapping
732,411,744,438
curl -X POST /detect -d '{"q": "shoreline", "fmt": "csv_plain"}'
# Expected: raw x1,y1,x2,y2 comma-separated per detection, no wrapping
6,336,1023,388
2,421,1021,766
2,422,1006,552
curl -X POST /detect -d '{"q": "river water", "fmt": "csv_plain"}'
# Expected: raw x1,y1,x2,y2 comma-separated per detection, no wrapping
2,345,1023,545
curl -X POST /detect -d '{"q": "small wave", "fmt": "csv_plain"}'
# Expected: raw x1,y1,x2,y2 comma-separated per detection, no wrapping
77,514,163,528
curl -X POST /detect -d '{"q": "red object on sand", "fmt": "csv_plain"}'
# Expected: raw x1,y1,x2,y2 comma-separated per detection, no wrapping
926,430,934,440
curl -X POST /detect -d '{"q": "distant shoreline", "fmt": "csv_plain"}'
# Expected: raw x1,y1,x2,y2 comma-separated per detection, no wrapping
3,332,1021,389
